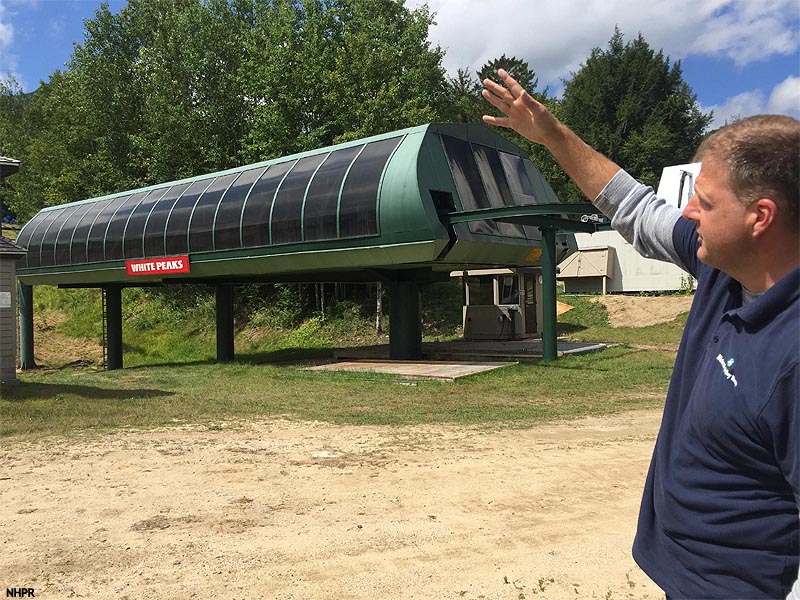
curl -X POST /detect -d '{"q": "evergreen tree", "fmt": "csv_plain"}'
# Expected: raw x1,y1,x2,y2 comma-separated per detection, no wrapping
559,27,712,200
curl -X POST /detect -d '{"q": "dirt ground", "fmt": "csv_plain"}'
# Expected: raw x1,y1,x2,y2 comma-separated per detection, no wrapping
0,410,667,599
591,294,693,328
2,294,687,599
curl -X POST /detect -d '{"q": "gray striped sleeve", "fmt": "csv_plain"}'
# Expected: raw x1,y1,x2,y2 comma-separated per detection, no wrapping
594,169,691,273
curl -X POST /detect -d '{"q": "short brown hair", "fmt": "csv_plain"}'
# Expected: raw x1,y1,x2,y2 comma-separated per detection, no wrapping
694,114,800,232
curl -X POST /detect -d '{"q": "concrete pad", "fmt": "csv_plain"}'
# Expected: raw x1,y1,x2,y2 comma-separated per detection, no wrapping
306,360,516,381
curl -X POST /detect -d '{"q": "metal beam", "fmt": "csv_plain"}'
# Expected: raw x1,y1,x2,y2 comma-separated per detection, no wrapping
18,282,35,370
215,284,235,363
440,203,607,234
540,228,558,362
105,285,123,370
388,280,422,360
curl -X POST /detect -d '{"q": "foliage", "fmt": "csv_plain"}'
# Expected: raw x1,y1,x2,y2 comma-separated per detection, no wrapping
477,54,539,93
0,0,447,218
558,27,712,201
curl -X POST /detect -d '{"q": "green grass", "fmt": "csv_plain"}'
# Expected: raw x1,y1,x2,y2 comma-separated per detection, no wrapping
1,345,673,437
0,288,689,438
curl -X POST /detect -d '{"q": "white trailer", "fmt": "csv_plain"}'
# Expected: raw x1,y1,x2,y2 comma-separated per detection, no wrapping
558,163,701,294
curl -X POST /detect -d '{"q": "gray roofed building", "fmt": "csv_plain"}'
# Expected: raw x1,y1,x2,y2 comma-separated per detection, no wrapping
0,156,21,179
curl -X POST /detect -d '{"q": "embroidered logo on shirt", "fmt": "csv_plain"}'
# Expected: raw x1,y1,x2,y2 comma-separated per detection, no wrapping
716,354,738,387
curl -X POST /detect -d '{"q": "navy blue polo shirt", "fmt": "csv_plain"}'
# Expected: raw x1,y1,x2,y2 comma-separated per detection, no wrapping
632,217,800,598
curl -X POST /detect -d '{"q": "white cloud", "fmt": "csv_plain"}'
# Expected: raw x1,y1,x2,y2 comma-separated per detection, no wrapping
0,0,14,49
767,75,800,115
406,0,799,86
703,75,800,128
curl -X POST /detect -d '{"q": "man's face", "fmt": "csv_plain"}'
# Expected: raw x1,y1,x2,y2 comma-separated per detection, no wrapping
681,156,753,272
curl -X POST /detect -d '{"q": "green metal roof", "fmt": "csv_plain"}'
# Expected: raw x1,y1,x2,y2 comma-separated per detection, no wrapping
16,123,578,286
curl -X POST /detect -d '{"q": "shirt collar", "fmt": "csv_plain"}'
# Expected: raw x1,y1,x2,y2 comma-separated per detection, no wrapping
727,267,800,327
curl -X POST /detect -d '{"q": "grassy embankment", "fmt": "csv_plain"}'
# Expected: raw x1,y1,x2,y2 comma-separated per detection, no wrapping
1,283,688,437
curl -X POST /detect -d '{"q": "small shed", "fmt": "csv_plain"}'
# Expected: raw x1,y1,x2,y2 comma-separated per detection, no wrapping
557,246,615,294
0,236,27,385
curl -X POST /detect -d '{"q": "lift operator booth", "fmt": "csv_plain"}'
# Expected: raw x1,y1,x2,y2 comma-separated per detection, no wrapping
16,123,605,367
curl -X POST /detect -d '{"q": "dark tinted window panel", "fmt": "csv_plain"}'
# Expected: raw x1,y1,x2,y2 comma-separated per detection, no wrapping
105,191,153,261
40,205,83,267
340,137,401,238
87,195,130,263
164,179,215,256
499,152,535,196
500,152,540,239
16,212,52,268
473,145,525,238
188,173,240,253
214,167,266,250
440,135,498,235
143,183,191,257
70,201,107,264
55,203,95,265
241,161,296,248
23,210,62,268
123,187,170,259
271,155,327,245
304,145,362,242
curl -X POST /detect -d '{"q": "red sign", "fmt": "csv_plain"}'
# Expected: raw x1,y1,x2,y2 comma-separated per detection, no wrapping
125,255,190,276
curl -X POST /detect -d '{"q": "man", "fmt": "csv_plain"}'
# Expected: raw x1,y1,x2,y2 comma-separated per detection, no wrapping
482,69,799,599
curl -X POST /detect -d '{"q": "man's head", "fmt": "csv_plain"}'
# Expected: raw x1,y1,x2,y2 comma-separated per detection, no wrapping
682,115,800,286
693,115,799,233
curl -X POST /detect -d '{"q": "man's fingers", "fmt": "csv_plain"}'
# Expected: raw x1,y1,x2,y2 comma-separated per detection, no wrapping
482,115,511,128
481,88,510,113
497,68,525,99
482,78,512,103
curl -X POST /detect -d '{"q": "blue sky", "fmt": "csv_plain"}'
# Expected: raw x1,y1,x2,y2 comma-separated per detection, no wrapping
1,0,798,130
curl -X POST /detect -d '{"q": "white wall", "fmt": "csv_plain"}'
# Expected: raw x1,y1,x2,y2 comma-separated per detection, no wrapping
562,163,701,293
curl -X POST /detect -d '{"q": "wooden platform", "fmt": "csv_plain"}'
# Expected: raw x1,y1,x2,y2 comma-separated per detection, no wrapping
306,359,516,381
333,339,607,364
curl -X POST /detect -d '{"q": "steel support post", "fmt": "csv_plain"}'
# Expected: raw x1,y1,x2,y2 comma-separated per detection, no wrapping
18,282,35,370
105,285,123,370
389,280,422,360
215,284,235,363
540,227,558,362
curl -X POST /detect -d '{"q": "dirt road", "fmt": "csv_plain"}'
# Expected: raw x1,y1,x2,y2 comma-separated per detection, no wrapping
1,410,665,599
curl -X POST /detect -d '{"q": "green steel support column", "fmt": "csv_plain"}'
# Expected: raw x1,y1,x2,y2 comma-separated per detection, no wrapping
105,285,123,370
18,282,36,370
216,284,234,363
389,280,422,360
540,227,558,362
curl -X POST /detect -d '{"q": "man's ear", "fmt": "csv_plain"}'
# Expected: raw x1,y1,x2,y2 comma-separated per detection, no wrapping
750,198,778,238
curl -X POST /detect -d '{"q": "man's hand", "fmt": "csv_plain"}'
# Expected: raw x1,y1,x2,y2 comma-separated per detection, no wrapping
481,69,561,146
482,68,621,201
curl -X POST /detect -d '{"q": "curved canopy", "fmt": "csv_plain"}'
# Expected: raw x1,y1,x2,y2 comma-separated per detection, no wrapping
16,123,573,286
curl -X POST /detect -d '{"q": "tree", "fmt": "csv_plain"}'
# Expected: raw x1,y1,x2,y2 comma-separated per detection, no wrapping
478,54,539,93
241,0,449,159
559,28,712,200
